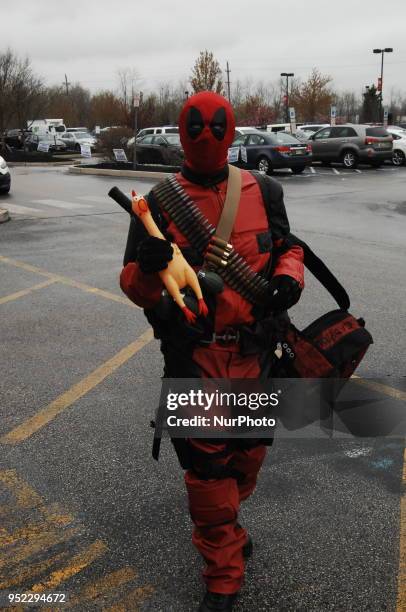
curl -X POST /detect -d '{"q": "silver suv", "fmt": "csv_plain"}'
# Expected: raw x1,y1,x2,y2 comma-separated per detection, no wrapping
309,124,393,168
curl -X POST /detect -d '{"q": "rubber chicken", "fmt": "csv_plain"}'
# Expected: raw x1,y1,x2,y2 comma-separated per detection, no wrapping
131,190,208,324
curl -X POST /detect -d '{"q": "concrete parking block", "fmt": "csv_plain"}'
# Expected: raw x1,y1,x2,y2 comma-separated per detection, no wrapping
0,208,10,223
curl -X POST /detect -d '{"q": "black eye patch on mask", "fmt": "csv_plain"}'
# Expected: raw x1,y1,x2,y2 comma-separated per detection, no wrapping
186,107,204,139
210,107,227,141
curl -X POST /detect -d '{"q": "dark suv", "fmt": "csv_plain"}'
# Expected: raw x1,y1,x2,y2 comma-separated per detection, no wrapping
309,124,393,168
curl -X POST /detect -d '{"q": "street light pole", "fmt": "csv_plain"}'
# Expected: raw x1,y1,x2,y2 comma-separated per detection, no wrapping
281,72,294,123
373,47,393,121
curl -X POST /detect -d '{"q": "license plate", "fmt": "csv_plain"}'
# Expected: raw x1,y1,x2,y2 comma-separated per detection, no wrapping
291,148,305,155
376,142,391,149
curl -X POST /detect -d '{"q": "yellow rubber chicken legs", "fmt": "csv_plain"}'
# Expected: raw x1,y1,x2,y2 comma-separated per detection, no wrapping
131,190,208,324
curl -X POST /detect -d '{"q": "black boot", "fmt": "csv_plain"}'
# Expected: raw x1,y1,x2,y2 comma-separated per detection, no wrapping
198,590,238,611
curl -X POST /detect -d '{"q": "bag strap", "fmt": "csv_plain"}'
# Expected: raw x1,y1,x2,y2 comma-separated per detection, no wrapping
251,170,350,311
214,164,242,243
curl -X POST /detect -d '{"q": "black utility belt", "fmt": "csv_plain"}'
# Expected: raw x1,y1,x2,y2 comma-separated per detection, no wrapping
199,326,241,347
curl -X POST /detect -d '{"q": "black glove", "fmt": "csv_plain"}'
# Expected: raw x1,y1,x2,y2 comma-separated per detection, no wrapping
137,236,173,274
267,274,302,312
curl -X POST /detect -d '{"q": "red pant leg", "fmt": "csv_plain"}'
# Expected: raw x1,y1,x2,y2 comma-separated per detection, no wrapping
184,347,268,594
230,444,267,502
185,468,246,595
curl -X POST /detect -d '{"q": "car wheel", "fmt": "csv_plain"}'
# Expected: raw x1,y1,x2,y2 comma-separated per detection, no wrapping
0,186,10,194
393,149,405,166
291,165,306,174
257,156,272,174
341,150,358,169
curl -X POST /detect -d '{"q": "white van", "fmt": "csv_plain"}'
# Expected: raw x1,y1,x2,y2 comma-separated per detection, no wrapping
127,126,179,148
27,119,67,136
263,123,304,133
137,125,179,138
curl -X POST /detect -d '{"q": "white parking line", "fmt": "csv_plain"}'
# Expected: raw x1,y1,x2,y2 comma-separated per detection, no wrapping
33,199,93,210
6,204,44,216
355,169,362,173
332,168,340,175
310,166,316,174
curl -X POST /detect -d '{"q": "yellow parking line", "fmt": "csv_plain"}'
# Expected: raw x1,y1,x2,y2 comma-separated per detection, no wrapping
103,585,154,612
0,549,71,590
397,447,406,612
352,376,406,402
0,279,56,305
0,525,80,570
0,470,74,526
66,567,138,607
31,540,108,592
0,254,138,309
0,328,154,445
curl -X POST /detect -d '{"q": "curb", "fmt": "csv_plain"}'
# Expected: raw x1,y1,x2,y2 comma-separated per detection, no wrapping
8,161,76,167
0,208,10,224
68,166,168,179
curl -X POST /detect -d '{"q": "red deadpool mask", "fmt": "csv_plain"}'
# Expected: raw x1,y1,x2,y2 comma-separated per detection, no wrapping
179,91,236,175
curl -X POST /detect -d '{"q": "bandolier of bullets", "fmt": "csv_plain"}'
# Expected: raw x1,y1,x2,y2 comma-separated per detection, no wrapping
152,175,270,304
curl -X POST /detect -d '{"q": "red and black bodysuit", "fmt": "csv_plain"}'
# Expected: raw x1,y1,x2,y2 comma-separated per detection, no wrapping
120,93,304,599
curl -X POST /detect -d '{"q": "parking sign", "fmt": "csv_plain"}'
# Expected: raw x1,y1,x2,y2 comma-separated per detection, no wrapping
37,142,50,153
80,143,92,158
113,149,128,162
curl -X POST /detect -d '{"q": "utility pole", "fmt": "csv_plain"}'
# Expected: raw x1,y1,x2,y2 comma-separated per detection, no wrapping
226,61,231,102
64,74,70,96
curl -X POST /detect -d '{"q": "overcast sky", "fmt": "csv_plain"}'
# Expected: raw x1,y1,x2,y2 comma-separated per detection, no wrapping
4,0,406,101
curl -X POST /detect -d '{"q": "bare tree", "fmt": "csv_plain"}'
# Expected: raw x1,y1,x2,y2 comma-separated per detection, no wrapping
116,67,142,127
190,50,224,94
335,90,360,123
0,48,45,133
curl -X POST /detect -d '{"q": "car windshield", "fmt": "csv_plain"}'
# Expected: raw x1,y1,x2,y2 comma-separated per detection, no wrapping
271,132,301,144
75,132,92,139
165,134,181,145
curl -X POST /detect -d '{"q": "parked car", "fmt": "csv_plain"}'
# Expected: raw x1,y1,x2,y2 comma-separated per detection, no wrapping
0,155,11,194
386,127,406,166
299,124,330,135
59,131,98,151
261,123,300,133
127,126,179,149
231,129,312,174
309,124,393,168
132,133,184,165
295,124,330,141
66,126,89,133
4,129,32,149
24,134,67,152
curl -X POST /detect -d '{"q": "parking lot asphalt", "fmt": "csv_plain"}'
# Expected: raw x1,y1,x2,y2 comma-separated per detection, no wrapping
0,165,405,611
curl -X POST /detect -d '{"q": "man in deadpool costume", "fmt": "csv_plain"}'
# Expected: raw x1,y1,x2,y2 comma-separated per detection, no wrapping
120,92,304,611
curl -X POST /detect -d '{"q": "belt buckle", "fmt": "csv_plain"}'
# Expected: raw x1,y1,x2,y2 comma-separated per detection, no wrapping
216,327,240,346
